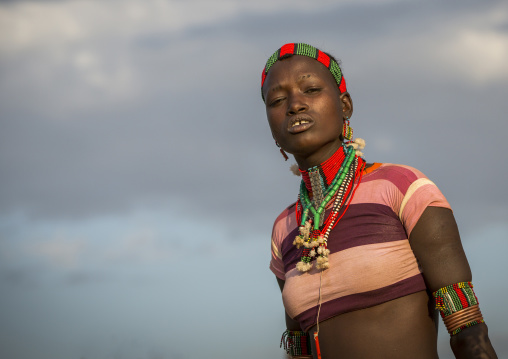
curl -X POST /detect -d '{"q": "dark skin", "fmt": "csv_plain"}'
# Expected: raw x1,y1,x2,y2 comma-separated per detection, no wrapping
263,55,497,358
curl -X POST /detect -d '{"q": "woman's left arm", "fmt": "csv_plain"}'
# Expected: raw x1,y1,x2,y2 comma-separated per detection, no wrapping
409,206,497,359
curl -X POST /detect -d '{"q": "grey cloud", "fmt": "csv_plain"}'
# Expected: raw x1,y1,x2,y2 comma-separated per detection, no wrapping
0,0,507,236
0,267,38,287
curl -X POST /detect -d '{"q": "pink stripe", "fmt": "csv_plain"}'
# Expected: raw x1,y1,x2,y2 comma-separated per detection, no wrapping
270,204,298,279
401,184,451,235
350,178,403,210
282,240,422,320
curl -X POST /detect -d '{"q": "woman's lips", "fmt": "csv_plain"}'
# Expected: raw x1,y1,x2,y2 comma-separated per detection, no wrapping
288,118,314,134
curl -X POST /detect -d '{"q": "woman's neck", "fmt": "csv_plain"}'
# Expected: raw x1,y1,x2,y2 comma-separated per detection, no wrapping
299,145,346,195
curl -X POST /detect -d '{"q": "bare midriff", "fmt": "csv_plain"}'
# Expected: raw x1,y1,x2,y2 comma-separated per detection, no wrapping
307,291,439,359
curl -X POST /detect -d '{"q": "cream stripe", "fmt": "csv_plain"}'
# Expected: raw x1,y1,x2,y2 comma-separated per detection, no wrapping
399,178,435,219
271,237,282,259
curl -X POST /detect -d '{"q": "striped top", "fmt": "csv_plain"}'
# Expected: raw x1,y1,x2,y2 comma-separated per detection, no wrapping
269,163,451,332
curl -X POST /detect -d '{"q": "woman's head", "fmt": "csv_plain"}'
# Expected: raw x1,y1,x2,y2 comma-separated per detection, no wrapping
261,43,353,167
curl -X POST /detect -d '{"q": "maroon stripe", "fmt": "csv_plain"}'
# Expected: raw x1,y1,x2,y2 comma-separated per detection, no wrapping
361,165,419,194
326,203,407,253
296,274,426,332
280,203,407,273
281,226,302,273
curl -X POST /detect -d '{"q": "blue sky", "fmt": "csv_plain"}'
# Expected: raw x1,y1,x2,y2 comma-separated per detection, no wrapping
1,0,507,358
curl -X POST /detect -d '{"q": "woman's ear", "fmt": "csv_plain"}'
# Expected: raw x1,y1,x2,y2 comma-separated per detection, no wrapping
340,92,353,118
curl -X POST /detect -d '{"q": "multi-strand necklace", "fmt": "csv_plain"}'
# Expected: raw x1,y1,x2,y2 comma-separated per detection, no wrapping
294,143,365,272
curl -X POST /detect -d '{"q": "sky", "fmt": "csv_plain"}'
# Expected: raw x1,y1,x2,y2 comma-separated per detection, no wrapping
0,0,507,358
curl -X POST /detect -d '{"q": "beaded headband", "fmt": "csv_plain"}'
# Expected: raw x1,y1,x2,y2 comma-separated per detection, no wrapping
261,43,347,101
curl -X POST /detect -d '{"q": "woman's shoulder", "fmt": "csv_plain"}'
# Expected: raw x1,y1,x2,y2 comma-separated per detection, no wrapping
271,201,299,236
273,202,297,224
364,163,429,182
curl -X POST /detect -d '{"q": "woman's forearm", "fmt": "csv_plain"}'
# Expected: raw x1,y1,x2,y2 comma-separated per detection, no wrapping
450,324,497,359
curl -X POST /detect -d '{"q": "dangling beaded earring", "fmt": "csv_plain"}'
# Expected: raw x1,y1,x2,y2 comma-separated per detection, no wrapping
343,117,353,141
275,141,289,161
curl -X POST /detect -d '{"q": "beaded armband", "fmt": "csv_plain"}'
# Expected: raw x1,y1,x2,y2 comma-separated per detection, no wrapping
280,330,313,357
433,281,485,335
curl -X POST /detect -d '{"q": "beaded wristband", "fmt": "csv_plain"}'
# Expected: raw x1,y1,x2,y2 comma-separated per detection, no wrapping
280,330,313,357
433,281,485,335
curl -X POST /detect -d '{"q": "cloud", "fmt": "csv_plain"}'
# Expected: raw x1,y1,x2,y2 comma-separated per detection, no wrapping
439,28,508,84
0,0,413,48
28,235,86,268
0,0,507,225
0,206,229,288
0,0,393,56
103,228,173,264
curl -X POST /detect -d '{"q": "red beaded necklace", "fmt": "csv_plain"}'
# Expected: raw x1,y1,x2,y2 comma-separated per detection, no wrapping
299,146,347,194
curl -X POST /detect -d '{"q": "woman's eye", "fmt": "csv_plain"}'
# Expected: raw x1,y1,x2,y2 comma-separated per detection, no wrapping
305,87,321,94
269,98,284,107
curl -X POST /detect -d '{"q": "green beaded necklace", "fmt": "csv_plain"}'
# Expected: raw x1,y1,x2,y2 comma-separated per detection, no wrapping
293,144,363,272
299,145,356,230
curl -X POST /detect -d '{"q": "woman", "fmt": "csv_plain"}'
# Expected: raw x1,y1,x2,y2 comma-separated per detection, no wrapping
262,43,497,359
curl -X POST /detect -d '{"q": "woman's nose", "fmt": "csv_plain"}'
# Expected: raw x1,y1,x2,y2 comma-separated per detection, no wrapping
286,94,308,116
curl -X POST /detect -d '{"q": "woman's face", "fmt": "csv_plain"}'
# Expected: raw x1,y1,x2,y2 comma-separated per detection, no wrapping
262,55,351,166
